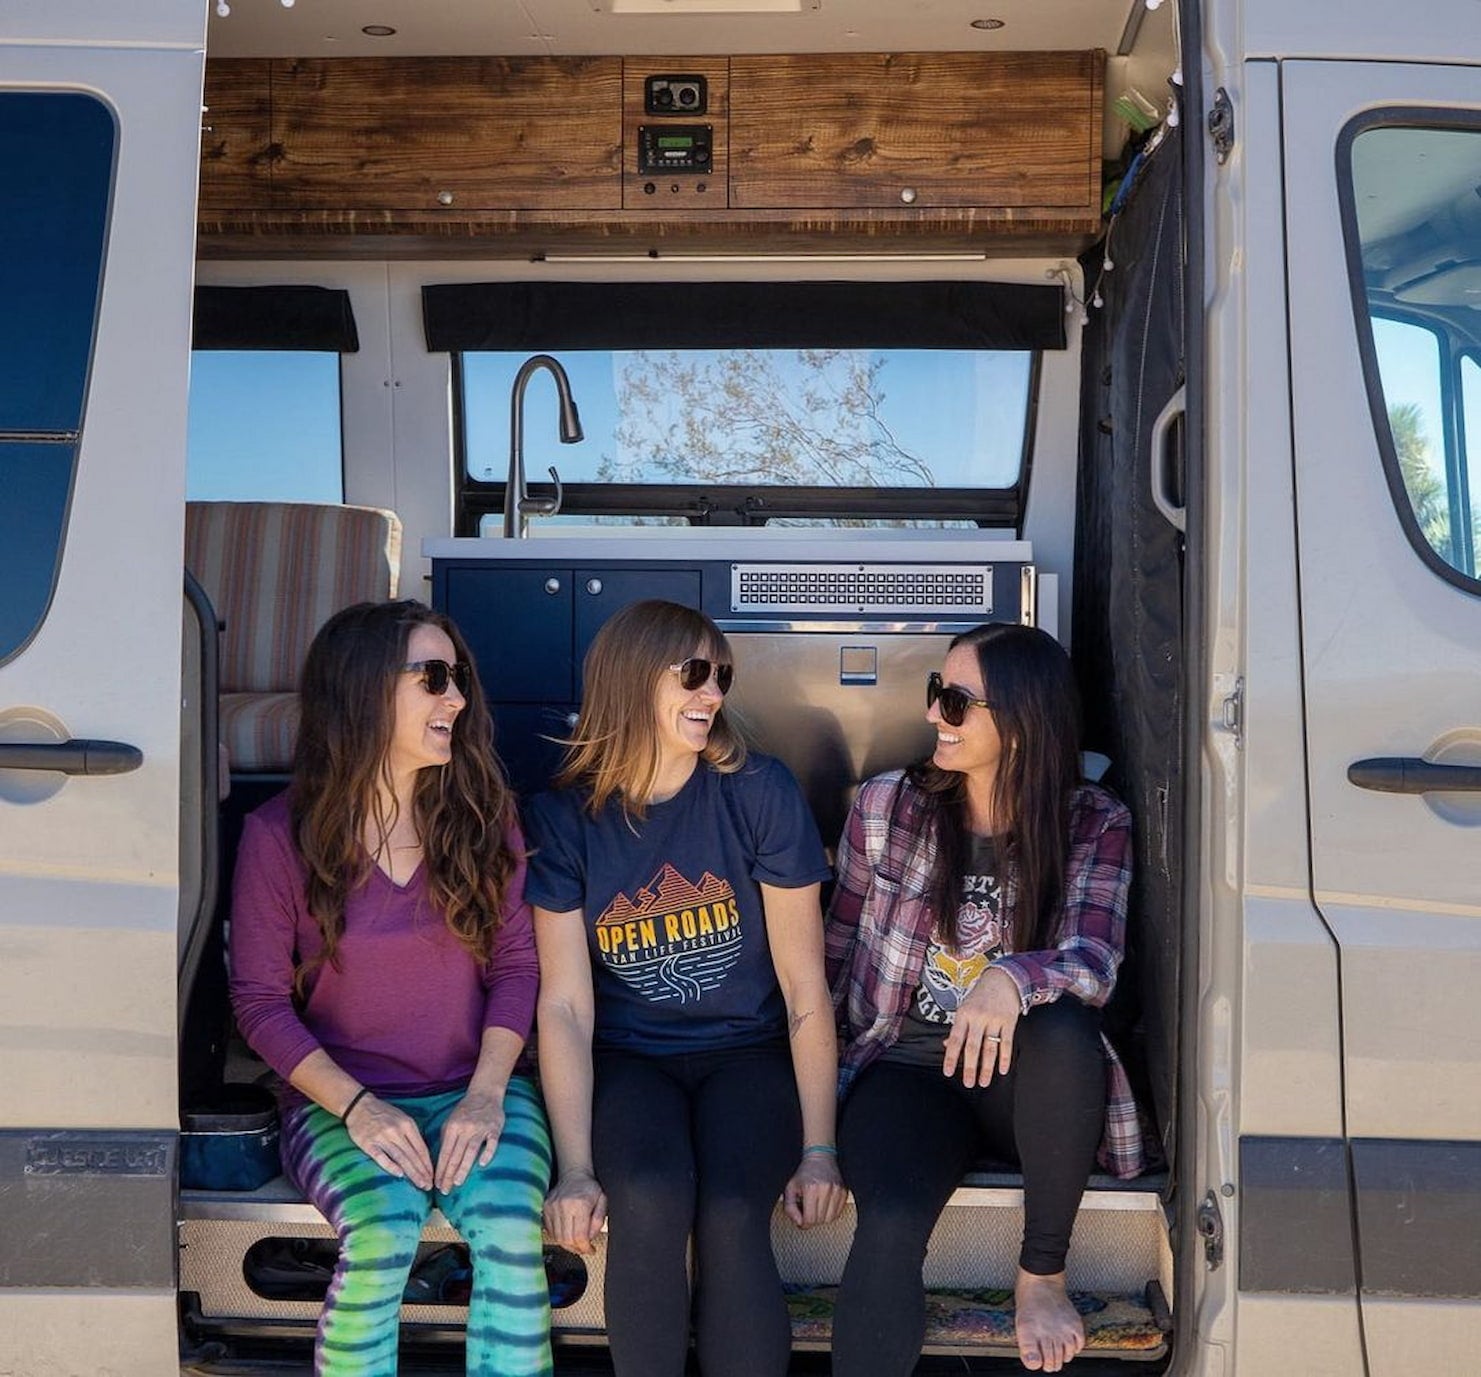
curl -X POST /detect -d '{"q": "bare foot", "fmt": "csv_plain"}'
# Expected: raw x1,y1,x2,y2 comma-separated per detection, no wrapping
1014,1267,1086,1372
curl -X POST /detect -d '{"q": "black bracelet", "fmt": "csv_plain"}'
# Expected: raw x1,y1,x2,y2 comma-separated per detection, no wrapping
341,1086,373,1124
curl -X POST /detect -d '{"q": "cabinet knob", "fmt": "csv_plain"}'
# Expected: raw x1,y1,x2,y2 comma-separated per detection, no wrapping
436,190,455,206
899,186,918,205
544,577,561,595
585,578,603,596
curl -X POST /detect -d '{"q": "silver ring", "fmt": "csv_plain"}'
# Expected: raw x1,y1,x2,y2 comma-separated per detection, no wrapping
984,1035,1002,1043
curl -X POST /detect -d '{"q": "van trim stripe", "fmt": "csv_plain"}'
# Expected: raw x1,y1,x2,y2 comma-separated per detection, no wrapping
1240,1135,1481,1298
0,1130,176,1288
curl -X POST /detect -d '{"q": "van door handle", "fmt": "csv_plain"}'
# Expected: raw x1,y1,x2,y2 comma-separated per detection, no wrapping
0,739,143,776
1149,384,1187,533
1348,757,1481,794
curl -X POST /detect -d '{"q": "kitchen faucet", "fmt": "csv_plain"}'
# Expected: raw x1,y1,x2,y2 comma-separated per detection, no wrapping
503,353,583,538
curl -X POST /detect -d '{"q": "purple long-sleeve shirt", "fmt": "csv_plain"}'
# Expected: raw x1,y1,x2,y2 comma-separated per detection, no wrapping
228,792,537,1102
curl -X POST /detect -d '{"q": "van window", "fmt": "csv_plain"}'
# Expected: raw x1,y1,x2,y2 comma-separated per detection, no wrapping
458,347,1034,528
1343,120,1481,586
186,350,344,503
0,93,115,662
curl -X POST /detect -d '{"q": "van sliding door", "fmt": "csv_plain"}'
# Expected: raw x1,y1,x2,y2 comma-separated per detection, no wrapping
1284,60,1481,1374
0,5,204,1372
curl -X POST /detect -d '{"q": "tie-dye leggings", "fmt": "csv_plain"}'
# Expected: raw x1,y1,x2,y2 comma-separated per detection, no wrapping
280,1076,553,1377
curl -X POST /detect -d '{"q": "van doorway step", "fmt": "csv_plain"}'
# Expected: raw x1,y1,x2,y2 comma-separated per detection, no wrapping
785,1281,1171,1360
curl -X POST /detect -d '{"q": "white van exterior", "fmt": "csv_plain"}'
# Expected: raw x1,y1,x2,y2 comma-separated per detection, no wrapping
1,2,1479,1373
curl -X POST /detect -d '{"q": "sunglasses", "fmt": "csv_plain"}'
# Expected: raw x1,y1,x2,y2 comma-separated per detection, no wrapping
403,659,472,697
927,670,993,727
669,657,735,694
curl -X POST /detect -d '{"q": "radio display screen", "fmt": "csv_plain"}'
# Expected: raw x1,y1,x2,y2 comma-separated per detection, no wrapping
657,135,693,149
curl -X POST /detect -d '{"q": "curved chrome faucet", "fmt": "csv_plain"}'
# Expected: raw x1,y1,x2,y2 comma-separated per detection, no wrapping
503,353,584,539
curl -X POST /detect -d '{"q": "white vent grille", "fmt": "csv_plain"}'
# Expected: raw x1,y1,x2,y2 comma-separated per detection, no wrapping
731,563,992,615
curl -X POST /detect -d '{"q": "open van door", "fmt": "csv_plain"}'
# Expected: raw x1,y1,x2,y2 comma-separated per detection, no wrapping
1284,60,1481,1374
0,7,204,1371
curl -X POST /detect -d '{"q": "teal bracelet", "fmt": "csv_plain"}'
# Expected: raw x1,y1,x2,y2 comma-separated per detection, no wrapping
802,1143,838,1157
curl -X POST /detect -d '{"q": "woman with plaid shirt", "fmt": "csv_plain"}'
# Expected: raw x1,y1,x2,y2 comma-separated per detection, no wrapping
824,623,1145,1376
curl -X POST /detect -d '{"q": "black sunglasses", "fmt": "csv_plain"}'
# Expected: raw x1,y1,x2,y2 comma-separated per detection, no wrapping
403,659,472,697
670,657,734,694
927,670,993,727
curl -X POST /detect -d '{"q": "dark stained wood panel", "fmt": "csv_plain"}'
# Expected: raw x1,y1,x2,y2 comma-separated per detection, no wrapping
270,57,622,211
622,56,730,210
198,59,272,214
729,52,1100,211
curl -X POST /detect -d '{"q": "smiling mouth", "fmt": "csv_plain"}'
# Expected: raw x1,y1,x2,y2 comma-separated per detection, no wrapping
936,732,962,745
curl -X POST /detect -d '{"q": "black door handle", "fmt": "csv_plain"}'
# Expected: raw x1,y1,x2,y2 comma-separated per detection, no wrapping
1348,757,1481,794
0,739,143,776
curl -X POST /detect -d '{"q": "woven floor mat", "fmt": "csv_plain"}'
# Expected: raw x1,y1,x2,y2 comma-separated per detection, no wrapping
785,1284,1169,1356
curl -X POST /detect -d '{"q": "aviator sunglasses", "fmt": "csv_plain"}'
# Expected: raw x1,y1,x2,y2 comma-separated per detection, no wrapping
926,670,993,727
403,658,472,697
669,657,735,694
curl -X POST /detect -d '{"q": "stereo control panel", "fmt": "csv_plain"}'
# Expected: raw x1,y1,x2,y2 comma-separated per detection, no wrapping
637,125,713,175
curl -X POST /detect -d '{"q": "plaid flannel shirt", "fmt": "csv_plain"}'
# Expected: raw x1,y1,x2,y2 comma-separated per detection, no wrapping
824,770,1150,1180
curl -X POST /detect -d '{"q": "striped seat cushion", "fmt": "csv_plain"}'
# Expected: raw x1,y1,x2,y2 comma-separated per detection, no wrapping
185,501,402,772
219,692,300,776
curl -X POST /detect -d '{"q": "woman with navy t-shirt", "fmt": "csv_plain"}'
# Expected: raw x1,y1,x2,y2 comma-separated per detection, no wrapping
525,599,846,1377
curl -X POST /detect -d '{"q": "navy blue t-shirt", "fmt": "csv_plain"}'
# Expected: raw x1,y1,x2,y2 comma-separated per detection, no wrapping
524,754,831,1055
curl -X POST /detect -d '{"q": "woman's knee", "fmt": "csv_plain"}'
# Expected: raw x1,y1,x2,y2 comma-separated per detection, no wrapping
337,1208,426,1275
1013,997,1102,1071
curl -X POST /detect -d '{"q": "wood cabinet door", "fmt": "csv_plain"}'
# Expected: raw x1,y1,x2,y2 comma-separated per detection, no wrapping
199,58,271,213
271,56,622,211
729,52,1100,211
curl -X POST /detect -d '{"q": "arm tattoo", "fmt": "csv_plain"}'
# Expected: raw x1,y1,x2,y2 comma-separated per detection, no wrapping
789,1009,814,1039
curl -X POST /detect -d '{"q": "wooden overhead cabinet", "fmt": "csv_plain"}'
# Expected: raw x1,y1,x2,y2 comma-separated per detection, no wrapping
202,57,623,213
729,52,1102,214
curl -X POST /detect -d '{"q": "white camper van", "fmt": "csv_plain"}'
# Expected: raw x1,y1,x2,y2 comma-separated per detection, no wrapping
2,1,1479,1373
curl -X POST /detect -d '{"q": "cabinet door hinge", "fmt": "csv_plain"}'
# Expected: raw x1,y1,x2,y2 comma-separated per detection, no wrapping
1196,1189,1226,1270
1208,87,1235,165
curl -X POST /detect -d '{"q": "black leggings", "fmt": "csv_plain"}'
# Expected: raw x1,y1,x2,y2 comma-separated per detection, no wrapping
832,998,1106,1377
591,1041,802,1377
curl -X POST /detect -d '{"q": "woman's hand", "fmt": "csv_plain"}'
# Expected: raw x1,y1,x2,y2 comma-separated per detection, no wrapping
942,966,1022,1088
345,1094,435,1190
783,1151,848,1230
543,1168,608,1255
435,1087,506,1193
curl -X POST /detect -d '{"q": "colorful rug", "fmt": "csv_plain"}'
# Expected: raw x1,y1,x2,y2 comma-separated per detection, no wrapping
785,1284,1169,1356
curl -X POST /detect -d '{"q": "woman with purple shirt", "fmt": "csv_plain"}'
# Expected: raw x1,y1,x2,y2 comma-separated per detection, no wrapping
229,600,551,1377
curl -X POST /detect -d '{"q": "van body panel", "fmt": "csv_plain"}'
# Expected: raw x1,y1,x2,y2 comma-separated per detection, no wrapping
1241,0,1481,65
1284,58,1481,1137
0,5,202,1373
0,1290,177,1377
1220,59,1346,1142
1283,56,1481,1363
1230,1293,1367,1376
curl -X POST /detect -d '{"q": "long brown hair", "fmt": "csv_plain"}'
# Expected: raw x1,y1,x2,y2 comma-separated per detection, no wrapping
289,600,517,994
910,622,1082,953
555,599,746,817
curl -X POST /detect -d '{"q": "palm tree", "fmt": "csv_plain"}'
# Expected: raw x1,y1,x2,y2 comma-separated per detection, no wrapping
1388,401,1453,563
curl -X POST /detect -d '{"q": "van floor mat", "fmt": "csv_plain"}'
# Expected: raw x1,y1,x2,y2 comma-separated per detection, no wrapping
785,1283,1170,1359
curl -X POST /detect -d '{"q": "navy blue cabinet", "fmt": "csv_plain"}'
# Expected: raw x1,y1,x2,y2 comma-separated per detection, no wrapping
435,559,702,794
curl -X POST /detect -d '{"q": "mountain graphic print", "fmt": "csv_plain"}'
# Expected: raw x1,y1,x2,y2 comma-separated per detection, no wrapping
592,863,743,1003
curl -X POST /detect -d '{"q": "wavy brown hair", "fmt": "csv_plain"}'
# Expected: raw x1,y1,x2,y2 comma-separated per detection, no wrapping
909,622,1082,953
289,600,517,995
555,599,745,817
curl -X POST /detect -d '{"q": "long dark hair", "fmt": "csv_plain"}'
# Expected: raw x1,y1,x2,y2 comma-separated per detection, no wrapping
289,600,518,995
556,599,746,817
909,623,1082,952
